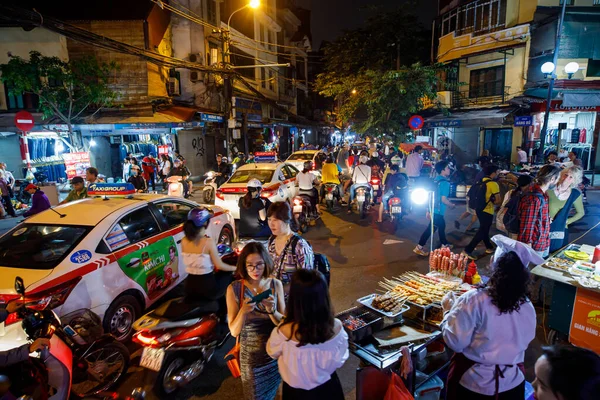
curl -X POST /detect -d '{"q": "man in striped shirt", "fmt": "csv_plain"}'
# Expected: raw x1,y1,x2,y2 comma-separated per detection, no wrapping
518,165,561,258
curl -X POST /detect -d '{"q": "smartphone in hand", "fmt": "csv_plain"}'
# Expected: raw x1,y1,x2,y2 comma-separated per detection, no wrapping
249,288,272,304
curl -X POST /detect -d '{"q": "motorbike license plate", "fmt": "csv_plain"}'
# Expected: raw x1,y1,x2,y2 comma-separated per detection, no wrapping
325,193,334,200
293,205,303,214
357,195,366,202
372,185,379,190
391,206,402,214
140,347,165,372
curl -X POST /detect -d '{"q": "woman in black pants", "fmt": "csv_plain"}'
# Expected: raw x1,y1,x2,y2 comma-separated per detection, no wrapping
267,269,348,399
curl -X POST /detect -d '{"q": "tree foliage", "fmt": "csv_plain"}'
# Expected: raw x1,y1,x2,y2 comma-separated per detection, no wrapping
0,51,118,147
315,6,450,135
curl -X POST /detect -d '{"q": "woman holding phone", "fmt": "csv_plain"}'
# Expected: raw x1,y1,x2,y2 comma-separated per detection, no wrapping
226,242,286,400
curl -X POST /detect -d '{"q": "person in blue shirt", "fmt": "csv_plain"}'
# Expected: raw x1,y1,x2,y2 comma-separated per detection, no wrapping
413,161,456,256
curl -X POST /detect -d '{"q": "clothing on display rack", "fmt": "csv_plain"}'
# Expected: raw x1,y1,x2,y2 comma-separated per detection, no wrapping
26,138,67,182
562,144,592,170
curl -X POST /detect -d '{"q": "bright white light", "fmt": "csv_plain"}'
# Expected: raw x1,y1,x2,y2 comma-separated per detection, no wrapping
89,139,97,147
541,62,555,74
564,62,579,74
249,0,260,9
55,140,64,153
411,188,429,205
308,130,312,134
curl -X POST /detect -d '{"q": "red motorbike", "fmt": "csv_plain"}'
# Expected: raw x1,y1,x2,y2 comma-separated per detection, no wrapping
132,245,237,396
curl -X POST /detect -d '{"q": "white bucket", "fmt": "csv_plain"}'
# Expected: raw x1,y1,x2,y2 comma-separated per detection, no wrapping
456,184,468,198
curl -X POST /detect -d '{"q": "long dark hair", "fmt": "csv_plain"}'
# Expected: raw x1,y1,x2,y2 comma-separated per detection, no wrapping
284,269,335,347
541,345,600,400
485,251,531,314
235,242,273,280
183,220,208,239
241,188,259,209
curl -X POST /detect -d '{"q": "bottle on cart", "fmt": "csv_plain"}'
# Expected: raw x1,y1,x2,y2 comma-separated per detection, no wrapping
465,261,478,284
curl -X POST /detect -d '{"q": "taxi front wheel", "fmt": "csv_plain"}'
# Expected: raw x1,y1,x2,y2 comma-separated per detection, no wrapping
103,295,142,342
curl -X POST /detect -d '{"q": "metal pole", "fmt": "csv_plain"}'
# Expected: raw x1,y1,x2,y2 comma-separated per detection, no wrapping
430,191,435,255
538,1,568,163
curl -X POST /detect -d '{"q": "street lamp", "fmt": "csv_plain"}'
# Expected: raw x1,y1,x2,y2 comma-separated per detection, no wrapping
541,62,555,78
351,89,357,95
564,62,579,79
227,0,260,31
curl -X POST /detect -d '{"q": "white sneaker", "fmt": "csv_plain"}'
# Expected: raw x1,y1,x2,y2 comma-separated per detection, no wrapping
413,246,429,256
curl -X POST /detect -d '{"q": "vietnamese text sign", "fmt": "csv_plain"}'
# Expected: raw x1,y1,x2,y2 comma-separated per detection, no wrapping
569,287,600,354
514,116,533,127
63,152,91,179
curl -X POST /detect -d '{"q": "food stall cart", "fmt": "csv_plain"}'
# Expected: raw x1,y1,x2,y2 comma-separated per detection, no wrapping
337,267,477,399
531,243,600,353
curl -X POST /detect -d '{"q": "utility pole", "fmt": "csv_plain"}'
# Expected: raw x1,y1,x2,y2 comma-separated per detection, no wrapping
538,1,568,163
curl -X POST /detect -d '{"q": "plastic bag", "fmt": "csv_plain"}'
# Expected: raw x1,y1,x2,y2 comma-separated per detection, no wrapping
384,372,414,400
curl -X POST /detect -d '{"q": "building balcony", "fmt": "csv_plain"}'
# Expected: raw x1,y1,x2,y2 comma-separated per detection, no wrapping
450,85,511,109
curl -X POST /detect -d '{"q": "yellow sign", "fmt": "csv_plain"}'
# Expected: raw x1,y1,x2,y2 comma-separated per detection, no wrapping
437,24,530,63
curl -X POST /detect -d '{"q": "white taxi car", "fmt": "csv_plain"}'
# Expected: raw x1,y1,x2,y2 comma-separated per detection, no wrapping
285,150,325,174
215,161,300,219
0,193,235,349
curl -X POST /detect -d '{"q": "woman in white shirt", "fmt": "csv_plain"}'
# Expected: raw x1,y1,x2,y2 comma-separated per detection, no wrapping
441,251,536,399
267,269,348,399
296,161,321,215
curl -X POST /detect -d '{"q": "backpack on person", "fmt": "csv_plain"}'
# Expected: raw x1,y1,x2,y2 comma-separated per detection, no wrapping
467,179,494,212
503,191,545,235
269,234,331,285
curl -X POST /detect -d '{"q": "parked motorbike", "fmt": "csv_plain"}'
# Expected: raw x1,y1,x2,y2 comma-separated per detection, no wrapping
132,245,237,396
202,171,218,204
0,277,130,399
322,183,340,211
354,184,372,219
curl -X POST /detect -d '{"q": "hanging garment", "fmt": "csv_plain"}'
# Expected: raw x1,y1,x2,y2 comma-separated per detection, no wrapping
571,128,580,143
579,128,587,143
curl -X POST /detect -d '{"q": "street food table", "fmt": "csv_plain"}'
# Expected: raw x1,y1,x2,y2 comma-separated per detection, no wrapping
531,244,600,353
337,269,475,399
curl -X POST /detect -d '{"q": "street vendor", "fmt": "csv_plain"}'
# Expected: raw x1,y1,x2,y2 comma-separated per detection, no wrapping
440,248,540,399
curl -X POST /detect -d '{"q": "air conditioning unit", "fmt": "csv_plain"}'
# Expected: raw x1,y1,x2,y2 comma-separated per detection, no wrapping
189,53,203,64
190,71,204,82
168,77,180,96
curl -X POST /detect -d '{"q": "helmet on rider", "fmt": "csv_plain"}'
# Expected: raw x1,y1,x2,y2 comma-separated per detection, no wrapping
187,206,213,227
247,178,263,193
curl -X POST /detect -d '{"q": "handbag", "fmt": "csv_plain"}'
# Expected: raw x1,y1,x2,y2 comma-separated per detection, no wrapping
224,280,244,378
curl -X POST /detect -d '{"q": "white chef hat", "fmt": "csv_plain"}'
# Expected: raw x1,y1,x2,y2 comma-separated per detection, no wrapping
491,235,546,269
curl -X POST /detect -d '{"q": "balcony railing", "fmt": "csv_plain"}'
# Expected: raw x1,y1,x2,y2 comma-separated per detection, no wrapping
451,85,511,109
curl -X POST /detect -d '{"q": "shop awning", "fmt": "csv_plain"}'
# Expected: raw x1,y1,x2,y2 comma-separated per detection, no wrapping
399,142,436,154
424,107,516,128
563,92,600,107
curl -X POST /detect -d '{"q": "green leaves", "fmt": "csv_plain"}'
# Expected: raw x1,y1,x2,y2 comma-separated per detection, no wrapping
0,51,118,128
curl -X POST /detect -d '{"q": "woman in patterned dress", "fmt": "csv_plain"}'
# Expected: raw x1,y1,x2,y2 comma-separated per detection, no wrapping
226,242,286,400
266,202,314,294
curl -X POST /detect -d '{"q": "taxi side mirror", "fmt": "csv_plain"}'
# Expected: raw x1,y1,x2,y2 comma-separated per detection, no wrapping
15,277,25,296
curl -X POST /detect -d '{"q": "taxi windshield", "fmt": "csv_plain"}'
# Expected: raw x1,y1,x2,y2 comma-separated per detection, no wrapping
287,153,314,161
0,224,90,270
229,169,274,184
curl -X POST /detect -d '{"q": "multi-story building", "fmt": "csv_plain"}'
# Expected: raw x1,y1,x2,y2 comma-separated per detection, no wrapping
428,0,600,169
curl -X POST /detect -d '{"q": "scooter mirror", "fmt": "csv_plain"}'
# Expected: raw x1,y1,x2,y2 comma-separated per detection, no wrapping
14,277,25,296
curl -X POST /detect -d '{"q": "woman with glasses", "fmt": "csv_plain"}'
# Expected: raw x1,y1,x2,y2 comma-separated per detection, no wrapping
226,242,285,400
238,179,272,238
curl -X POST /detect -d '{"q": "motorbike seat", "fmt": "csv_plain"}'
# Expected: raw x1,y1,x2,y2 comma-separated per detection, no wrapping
152,297,219,321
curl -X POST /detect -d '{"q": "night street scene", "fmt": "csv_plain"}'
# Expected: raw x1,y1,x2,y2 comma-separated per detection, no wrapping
1,0,600,399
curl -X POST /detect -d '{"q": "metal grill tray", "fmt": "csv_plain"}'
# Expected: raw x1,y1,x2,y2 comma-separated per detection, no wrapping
357,294,411,318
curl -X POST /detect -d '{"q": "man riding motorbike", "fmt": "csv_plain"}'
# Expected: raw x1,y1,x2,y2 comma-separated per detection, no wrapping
168,159,190,198
347,155,372,214
238,179,272,238
377,164,408,223
320,154,343,205
213,154,231,187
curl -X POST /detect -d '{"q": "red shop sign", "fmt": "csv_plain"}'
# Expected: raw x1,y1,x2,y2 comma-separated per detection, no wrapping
529,100,600,113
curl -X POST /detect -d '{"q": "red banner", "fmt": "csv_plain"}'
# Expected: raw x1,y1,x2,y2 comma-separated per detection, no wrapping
158,145,169,156
63,152,91,179
569,288,600,353
529,100,600,113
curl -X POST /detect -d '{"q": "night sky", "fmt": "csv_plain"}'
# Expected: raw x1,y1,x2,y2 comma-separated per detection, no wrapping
296,0,439,49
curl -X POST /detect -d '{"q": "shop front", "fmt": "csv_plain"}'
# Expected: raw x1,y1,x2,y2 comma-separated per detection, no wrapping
526,100,599,170
424,107,517,167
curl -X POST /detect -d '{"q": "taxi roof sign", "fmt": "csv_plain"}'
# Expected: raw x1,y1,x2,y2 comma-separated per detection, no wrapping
253,151,278,163
88,182,136,197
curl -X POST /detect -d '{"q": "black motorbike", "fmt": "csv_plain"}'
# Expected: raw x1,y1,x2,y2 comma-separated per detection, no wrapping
354,184,372,219
322,183,341,211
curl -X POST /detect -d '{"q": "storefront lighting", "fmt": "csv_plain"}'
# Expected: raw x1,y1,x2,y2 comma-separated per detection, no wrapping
249,0,260,8
541,62,555,78
564,62,579,79
89,139,97,147
55,140,64,153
